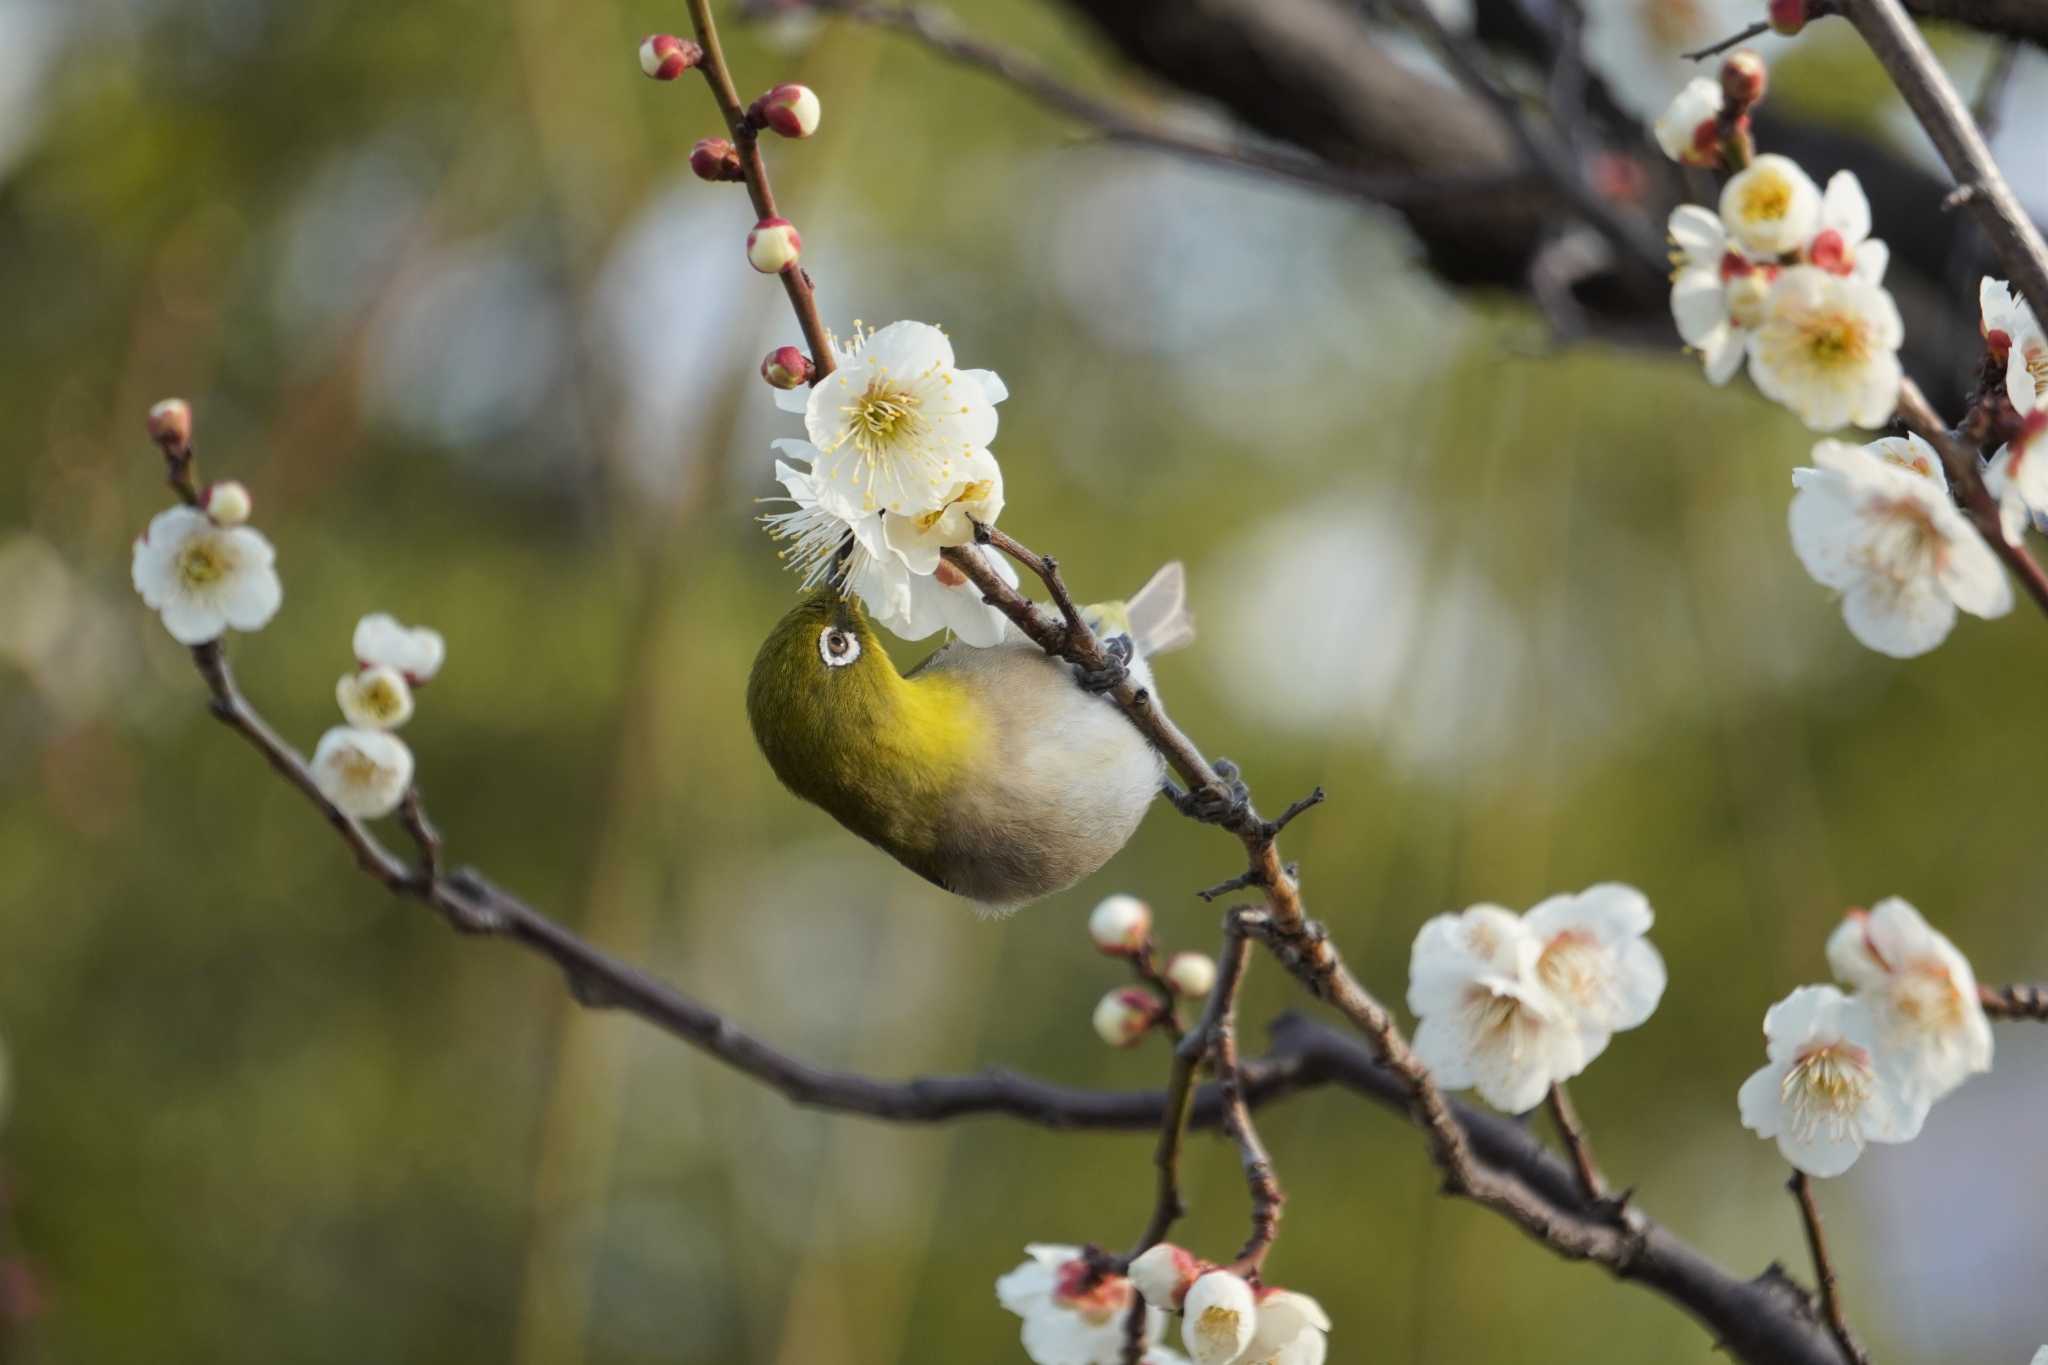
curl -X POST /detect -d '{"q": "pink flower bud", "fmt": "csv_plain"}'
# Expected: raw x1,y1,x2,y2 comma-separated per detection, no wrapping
756,82,821,138
1805,227,1851,275
1087,893,1151,954
1165,951,1218,997
689,137,742,182
746,217,801,273
1092,988,1158,1048
761,345,814,389
1768,0,1807,34
202,480,252,527
146,398,193,453
1127,1243,1202,1310
639,33,701,81
1986,327,2013,361
1720,50,1768,110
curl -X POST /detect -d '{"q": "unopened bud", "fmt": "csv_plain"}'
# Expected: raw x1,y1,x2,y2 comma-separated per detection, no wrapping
746,216,802,273
761,345,813,389
690,136,742,182
1768,0,1807,34
1091,988,1157,1048
147,398,193,453
1720,50,1768,110
1724,270,1774,329
1087,893,1151,954
639,34,701,80
203,480,251,526
1805,227,1850,275
755,82,821,138
1164,951,1217,997
1128,1243,1202,1311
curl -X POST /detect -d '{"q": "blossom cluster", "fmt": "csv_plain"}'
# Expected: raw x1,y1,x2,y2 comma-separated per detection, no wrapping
1085,894,1217,1047
996,1243,1330,1365
311,613,445,820
1405,884,1665,1113
1739,899,1990,1176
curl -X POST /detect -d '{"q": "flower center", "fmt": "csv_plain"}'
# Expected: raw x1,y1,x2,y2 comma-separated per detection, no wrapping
844,379,925,458
1537,932,1609,1013
1193,1305,1243,1351
176,535,232,589
333,746,383,786
358,674,406,722
1798,311,1869,369
1861,495,1946,585
1461,984,1546,1062
1890,959,1965,1032
1781,1041,1873,1142
2025,342,2048,402
1739,176,1794,224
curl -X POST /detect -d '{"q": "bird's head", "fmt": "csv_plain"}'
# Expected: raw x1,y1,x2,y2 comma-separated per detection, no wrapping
746,585,904,796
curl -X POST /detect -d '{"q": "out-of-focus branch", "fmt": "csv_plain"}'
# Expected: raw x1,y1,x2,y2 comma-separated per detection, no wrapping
1980,981,2048,1018
1902,0,2048,49
1788,1172,1870,1365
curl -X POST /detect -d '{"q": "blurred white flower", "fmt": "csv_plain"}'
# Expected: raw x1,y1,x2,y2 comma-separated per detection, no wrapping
310,726,414,819
1093,988,1158,1048
1583,0,1775,118
1981,277,2048,416
1181,1270,1257,1365
1719,155,1821,258
1525,883,1667,1066
1088,894,1152,954
1653,78,1723,164
996,1244,1164,1365
1668,205,1774,386
336,665,416,730
202,480,252,527
1788,439,2010,657
1827,899,1992,1103
1748,266,1903,430
1165,952,1218,997
131,505,283,645
1862,433,1947,491
1408,906,1584,1113
1985,417,2048,538
777,320,1005,518
1240,1288,1330,1365
1805,172,1889,284
1127,1242,1199,1312
1737,984,1926,1176
354,613,445,683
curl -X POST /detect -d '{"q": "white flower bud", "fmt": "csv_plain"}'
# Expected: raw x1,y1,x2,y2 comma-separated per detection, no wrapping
1724,270,1774,329
1127,1243,1200,1311
1091,988,1157,1048
1182,1271,1258,1365
757,82,821,138
746,217,802,273
337,665,416,731
1652,78,1722,166
202,480,251,527
1164,951,1217,997
1087,893,1151,954
310,726,414,819
147,398,192,452
638,33,700,80
353,613,445,684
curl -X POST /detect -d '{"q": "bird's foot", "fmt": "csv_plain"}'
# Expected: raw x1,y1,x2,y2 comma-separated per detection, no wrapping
1165,758,1253,828
1075,634,1132,695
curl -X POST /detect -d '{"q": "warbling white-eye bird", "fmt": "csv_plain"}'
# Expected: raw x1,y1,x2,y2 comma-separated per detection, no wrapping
746,563,1194,910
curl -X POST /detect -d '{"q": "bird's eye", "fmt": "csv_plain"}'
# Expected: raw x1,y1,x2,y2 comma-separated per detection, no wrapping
818,626,861,668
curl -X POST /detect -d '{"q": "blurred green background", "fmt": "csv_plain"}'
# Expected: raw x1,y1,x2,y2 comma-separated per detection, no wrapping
2,0,2046,1360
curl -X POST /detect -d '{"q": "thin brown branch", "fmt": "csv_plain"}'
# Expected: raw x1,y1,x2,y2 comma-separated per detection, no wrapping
1787,1172,1870,1365
1979,981,2048,1019
398,787,443,887
1895,377,2048,620
1546,1083,1607,1204
1127,940,1186,1043
1837,0,2048,330
1211,918,1283,1273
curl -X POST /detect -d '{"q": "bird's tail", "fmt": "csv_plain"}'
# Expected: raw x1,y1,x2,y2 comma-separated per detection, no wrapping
1123,561,1195,658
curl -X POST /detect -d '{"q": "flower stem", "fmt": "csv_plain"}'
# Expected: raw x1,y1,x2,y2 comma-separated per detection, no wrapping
1787,1170,1869,1365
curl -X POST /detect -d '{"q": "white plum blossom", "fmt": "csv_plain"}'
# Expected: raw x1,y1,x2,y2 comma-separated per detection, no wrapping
775,320,1007,519
336,664,415,730
1653,78,1723,165
310,726,414,819
1719,155,1821,258
1986,418,2048,539
1805,172,1889,285
1668,205,1776,386
131,505,283,645
1583,0,1771,119
1239,1288,1331,1365
1747,266,1903,430
1524,883,1667,1068
1862,432,1946,491
1737,984,1926,1176
996,1244,1167,1365
1981,277,2048,416
1408,905,1586,1113
1788,439,2011,657
1181,1270,1257,1365
1127,1243,1200,1312
1826,898,1992,1103
353,612,445,683
762,450,1018,647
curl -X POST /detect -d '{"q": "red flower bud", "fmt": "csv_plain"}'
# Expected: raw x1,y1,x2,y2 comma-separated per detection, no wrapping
755,82,821,138
1806,228,1852,275
761,345,814,389
1768,0,1807,34
1720,50,1768,110
146,398,193,454
638,34,702,81
689,137,742,182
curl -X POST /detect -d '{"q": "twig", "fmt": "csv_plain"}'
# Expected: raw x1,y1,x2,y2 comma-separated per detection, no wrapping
1127,940,1186,1043
1210,919,1284,1273
1683,21,1771,60
1895,377,2048,620
1979,981,2048,1019
1837,0,2048,331
1787,1171,1870,1365
398,787,443,887
1546,1083,1606,1204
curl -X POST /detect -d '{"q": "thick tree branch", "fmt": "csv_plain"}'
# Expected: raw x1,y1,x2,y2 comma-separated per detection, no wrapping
1902,0,2048,49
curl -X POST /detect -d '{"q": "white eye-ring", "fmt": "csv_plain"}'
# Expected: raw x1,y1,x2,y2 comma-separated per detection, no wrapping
818,626,861,667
